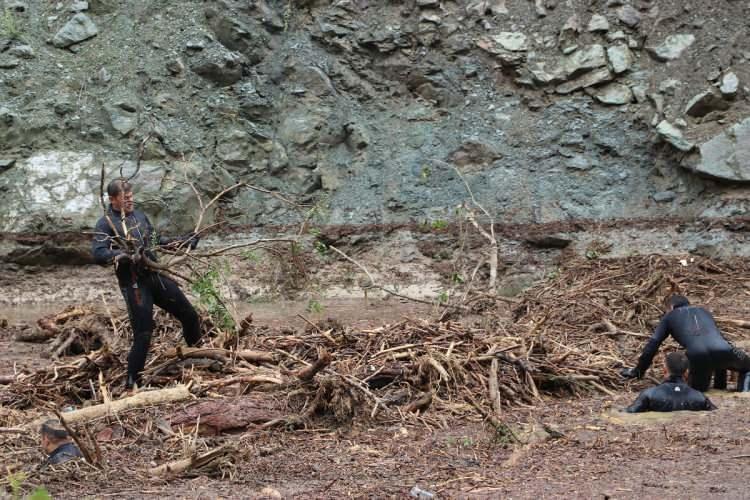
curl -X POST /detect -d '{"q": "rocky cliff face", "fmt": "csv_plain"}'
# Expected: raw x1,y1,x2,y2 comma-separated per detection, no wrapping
1,0,749,235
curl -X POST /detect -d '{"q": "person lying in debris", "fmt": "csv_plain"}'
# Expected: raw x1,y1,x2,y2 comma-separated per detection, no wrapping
621,294,750,391
41,419,83,465
626,352,716,413
91,178,202,391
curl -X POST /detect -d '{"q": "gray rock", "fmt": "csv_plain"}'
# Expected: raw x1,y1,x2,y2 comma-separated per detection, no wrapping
417,0,439,5
587,14,610,32
592,83,632,105
720,72,739,98
656,120,694,152
185,39,207,51
607,30,627,42
684,90,730,117
658,79,681,95
166,58,185,75
487,32,529,52
564,44,607,77
556,67,612,94
683,118,750,181
652,191,676,202
616,5,640,28
606,44,632,74
52,13,98,48
105,103,138,136
566,155,594,170
206,12,267,64
0,152,214,232
466,0,509,16
476,33,528,67
5,1,27,12
0,159,15,172
190,47,243,87
450,140,501,168
526,58,565,84
8,45,35,59
70,1,88,12
631,84,647,103
0,56,19,69
647,34,695,61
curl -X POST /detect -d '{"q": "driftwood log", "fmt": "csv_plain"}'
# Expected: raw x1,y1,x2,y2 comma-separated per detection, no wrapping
62,385,192,424
148,445,233,476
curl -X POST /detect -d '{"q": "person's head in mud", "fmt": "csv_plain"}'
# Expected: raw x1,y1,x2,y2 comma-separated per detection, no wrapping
664,351,689,380
40,418,82,465
107,178,134,214
667,294,690,311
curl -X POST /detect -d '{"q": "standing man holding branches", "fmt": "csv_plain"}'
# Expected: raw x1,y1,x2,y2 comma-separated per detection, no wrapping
91,178,201,391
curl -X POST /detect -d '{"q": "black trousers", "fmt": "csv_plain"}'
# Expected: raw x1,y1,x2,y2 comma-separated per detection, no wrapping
121,273,201,380
688,347,750,391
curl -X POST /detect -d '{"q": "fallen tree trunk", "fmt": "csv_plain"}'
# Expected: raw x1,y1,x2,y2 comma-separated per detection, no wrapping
14,328,57,343
62,385,192,424
169,395,283,435
164,347,276,364
149,445,233,476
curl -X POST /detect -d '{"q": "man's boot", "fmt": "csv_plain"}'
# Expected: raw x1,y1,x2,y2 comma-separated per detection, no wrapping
736,372,750,392
125,373,140,391
714,369,728,390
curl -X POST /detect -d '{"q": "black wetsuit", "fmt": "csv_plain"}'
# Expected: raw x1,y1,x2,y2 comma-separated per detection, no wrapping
92,207,201,383
634,305,750,391
46,442,83,465
626,375,716,413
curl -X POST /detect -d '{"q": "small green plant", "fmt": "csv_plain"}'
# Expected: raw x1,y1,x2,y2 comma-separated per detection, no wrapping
460,436,474,448
241,249,261,263
6,472,50,500
437,290,449,304
420,165,431,180
585,249,599,260
27,488,52,500
546,268,560,280
451,273,464,284
1,9,22,41
313,239,328,256
191,266,235,331
431,219,448,231
290,241,302,256
307,299,324,314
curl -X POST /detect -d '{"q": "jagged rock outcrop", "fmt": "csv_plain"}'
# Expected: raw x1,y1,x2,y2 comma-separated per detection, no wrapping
0,0,748,237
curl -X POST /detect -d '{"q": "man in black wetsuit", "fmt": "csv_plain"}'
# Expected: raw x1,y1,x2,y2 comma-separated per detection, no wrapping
41,419,83,465
621,295,750,392
626,352,716,413
91,179,201,390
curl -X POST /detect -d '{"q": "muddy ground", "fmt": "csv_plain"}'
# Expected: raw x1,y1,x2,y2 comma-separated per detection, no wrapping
2,265,750,500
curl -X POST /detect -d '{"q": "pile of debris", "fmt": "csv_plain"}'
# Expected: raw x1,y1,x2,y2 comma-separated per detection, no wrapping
2,255,750,486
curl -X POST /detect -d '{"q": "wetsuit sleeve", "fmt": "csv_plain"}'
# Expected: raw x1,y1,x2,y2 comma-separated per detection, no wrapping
634,315,670,376
626,390,650,413
91,216,122,265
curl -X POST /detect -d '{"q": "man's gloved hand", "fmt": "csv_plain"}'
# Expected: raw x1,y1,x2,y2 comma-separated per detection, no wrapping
620,367,639,379
185,232,200,250
113,252,131,265
131,246,146,265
